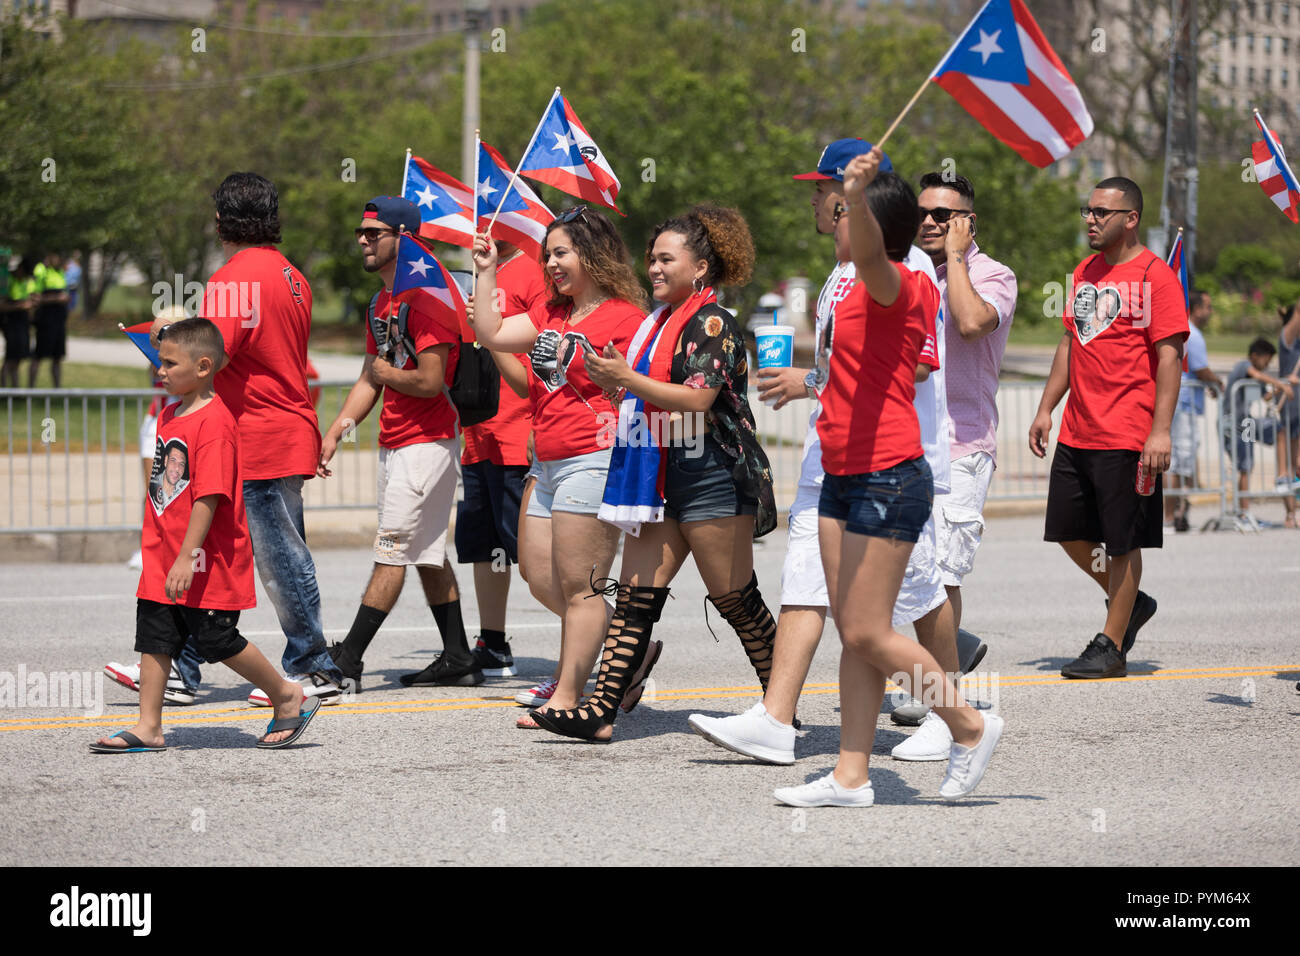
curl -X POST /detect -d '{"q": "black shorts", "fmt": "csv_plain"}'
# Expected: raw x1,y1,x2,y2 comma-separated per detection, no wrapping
1044,443,1162,557
3,313,30,362
663,434,757,524
33,304,67,359
454,460,528,564
134,598,248,663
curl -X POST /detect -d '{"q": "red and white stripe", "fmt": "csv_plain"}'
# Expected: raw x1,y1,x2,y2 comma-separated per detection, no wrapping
1252,111,1300,223
480,141,553,260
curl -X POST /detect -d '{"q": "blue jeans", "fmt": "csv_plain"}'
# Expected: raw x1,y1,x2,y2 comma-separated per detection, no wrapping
174,477,339,688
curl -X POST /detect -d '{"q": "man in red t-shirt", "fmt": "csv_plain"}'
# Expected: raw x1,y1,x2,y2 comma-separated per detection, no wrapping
455,242,547,677
319,197,481,689
1030,177,1188,679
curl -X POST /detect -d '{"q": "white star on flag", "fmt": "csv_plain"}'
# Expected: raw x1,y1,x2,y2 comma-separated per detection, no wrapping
477,179,498,201
970,28,1002,64
406,257,433,278
551,131,576,151
414,185,437,209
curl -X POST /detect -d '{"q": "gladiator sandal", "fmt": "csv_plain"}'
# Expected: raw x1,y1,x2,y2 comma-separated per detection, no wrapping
706,572,777,692
532,581,671,742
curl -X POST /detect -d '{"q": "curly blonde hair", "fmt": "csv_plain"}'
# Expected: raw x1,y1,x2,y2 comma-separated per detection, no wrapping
645,204,755,288
541,208,649,311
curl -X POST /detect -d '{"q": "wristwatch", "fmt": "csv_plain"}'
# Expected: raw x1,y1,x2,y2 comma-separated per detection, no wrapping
804,369,819,401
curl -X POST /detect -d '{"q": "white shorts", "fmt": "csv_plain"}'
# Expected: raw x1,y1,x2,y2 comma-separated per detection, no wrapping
1169,406,1199,479
892,510,946,629
374,438,460,567
779,502,945,629
139,414,158,459
935,451,994,588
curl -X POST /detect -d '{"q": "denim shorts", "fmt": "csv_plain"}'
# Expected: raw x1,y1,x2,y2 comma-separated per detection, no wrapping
819,456,934,542
663,434,757,524
526,447,611,518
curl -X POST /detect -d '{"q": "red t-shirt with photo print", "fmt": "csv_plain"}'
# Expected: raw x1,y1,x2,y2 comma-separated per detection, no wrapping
817,266,939,475
462,253,548,466
1061,249,1189,452
202,246,321,481
136,396,256,610
367,288,461,450
526,298,643,461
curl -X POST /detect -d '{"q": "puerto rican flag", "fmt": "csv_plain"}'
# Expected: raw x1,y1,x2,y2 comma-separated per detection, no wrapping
1251,110,1300,224
390,233,473,341
930,0,1093,167
518,89,622,214
478,139,553,260
403,155,477,248
119,321,160,368
1166,229,1189,312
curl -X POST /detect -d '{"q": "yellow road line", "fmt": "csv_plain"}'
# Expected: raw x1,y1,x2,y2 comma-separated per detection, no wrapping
1,664,1295,734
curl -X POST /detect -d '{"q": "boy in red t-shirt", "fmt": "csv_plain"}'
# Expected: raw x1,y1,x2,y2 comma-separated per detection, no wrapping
1030,177,1188,679
91,319,322,752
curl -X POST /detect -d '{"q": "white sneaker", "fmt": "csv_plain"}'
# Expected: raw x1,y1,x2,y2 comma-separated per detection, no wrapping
104,660,197,705
248,672,342,707
688,702,796,765
890,695,930,726
127,550,143,569
514,678,558,707
773,771,874,808
891,710,953,761
939,712,1004,800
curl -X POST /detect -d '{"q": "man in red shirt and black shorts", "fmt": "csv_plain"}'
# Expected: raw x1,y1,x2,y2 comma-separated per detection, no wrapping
455,242,547,677
1030,177,1188,678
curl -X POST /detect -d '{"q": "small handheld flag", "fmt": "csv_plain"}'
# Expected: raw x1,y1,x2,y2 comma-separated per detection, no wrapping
119,322,160,368
1166,228,1189,312
1251,109,1300,224
403,154,477,247
477,139,553,260
390,232,473,342
928,0,1093,167
517,89,623,213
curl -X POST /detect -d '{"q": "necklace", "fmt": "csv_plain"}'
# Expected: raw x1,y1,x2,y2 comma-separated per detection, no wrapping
567,296,608,325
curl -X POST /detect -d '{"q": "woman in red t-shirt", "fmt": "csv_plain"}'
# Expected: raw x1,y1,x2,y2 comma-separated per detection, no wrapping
775,152,1002,807
472,207,647,718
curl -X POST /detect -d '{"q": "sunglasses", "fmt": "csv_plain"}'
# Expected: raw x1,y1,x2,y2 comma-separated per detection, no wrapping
1079,206,1134,222
919,206,973,224
552,206,589,227
355,226,398,242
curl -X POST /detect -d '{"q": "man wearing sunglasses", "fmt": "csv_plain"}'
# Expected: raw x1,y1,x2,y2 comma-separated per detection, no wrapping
319,196,482,690
1029,177,1188,679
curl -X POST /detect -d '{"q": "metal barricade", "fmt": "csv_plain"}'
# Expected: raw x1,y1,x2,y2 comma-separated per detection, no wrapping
1164,380,1229,528
1207,376,1298,531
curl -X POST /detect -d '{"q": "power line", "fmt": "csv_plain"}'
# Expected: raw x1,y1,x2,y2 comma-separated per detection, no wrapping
93,0,458,39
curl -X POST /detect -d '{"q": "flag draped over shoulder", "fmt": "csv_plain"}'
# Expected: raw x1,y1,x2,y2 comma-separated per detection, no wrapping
1252,110,1300,224
390,233,473,341
403,155,477,247
478,140,553,259
930,0,1092,167
518,90,623,213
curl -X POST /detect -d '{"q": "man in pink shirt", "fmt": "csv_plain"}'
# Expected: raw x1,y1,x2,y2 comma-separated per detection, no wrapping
916,172,1017,632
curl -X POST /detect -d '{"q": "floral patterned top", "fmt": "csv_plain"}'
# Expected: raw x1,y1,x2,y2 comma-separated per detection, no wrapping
670,303,776,538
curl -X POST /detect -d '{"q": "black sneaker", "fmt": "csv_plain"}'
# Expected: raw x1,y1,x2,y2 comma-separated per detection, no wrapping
1061,634,1127,679
1106,590,1157,657
471,638,517,677
399,654,485,687
328,643,363,694
1173,513,1190,533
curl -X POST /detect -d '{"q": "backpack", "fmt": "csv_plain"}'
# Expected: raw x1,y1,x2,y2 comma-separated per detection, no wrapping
367,292,499,428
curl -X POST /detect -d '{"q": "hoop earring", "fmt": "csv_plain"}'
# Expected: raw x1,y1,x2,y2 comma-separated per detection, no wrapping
692,277,706,295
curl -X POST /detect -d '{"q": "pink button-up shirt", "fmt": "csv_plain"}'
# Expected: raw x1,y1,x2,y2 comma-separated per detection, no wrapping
935,241,1018,464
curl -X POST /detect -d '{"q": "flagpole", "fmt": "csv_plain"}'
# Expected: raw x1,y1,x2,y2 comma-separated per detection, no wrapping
400,147,412,196
877,75,932,150
487,86,560,233
472,128,481,287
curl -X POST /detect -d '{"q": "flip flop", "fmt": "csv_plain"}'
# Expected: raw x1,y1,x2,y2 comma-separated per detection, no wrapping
256,697,322,750
89,730,166,754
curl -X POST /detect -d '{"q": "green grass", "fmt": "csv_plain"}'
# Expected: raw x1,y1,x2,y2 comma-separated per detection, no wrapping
1008,321,1262,359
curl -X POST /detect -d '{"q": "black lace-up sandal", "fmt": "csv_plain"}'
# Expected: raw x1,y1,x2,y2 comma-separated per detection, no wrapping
706,572,777,692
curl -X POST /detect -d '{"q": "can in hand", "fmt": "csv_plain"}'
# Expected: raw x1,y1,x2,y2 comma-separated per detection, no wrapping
1135,461,1155,496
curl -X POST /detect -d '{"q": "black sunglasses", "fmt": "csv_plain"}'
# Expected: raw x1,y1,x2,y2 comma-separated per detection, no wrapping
919,206,973,224
552,206,589,227
1079,206,1134,221
355,226,398,242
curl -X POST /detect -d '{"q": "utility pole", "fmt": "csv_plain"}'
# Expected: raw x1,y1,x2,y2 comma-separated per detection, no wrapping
1160,0,1198,285
463,0,490,191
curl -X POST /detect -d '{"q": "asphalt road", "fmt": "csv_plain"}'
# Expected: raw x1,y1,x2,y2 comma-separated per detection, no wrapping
0,511,1296,866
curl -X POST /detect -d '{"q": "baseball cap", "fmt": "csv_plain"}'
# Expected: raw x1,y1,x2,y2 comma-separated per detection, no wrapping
360,196,421,234
792,138,893,181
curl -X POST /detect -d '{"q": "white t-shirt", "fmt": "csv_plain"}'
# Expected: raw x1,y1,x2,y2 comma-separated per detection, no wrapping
792,247,951,516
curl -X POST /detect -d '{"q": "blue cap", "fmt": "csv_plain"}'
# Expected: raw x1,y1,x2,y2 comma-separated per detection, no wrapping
792,138,893,181
362,196,421,234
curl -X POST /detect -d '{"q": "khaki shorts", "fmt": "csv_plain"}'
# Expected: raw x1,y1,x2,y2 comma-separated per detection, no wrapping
375,438,460,567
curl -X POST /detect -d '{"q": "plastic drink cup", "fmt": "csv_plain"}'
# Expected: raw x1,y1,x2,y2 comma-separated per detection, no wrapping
755,324,795,406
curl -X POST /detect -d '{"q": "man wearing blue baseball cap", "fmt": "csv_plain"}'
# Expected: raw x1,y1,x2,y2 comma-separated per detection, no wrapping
689,138,985,772
317,196,482,691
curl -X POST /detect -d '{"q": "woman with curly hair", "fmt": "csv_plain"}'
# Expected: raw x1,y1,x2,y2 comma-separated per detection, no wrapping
471,207,647,721
529,204,779,743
